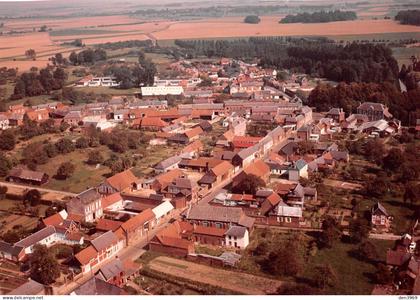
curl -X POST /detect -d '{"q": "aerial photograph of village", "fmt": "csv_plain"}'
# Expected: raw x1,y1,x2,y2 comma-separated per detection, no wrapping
0,0,418,297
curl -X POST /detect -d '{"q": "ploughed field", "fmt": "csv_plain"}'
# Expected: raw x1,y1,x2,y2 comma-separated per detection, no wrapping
1,14,420,71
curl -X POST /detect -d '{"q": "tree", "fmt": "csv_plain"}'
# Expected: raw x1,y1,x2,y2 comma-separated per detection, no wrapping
364,139,385,164
375,263,393,284
232,174,266,195
244,15,261,24
25,49,36,60
313,264,337,289
25,189,41,206
22,142,49,166
382,148,404,172
55,138,75,154
365,175,390,198
358,240,378,262
29,244,60,285
404,182,420,204
348,218,370,244
75,137,89,149
0,131,16,150
0,153,12,177
0,185,7,200
319,216,341,248
276,283,320,295
56,162,75,180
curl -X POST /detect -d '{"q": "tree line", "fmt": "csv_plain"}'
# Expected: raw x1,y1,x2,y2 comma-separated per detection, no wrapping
279,10,357,23
308,82,420,125
69,48,107,65
11,67,67,100
395,10,420,26
175,37,399,84
105,51,157,88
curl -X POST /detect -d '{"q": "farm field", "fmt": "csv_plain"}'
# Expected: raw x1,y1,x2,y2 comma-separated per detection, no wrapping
148,256,284,295
2,15,420,72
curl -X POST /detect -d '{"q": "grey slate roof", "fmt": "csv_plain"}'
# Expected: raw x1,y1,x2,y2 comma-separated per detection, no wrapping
91,231,118,252
15,226,56,248
225,226,247,238
8,279,45,295
96,259,124,281
72,277,126,295
155,156,182,170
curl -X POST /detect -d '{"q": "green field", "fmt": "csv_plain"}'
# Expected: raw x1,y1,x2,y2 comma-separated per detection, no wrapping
49,28,118,37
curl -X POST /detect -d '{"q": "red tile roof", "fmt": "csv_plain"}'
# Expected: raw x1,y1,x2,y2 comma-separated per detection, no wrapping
184,127,203,139
211,161,234,177
193,225,226,237
244,159,270,178
105,169,138,191
42,213,64,227
232,136,262,149
75,245,98,266
101,193,123,209
139,117,168,128
96,219,123,232
121,209,155,232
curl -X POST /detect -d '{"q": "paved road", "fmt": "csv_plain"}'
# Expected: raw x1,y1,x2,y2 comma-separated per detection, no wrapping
0,181,76,197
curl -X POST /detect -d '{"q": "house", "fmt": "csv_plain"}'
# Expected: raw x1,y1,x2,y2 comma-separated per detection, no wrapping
101,193,124,211
197,120,213,132
8,279,47,295
225,226,249,249
180,140,203,158
231,136,262,150
119,208,155,245
25,109,50,123
198,161,234,188
0,241,25,262
184,205,255,231
357,102,393,121
232,145,259,169
269,204,303,227
70,277,127,295
233,159,271,187
152,200,174,225
94,258,125,287
67,188,103,223
75,231,125,274
0,114,10,130
96,219,123,232
168,127,203,144
152,169,185,192
7,167,49,186
98,169,138,194
149,221,194,257
15,225,83,255
162,176,199,205
134,117,168,131
371,202,392,232
155,156,182,174
326,108,345,123
288,159,308,181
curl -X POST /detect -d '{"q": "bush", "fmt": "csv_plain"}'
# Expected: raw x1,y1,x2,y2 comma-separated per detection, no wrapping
244,15,261,24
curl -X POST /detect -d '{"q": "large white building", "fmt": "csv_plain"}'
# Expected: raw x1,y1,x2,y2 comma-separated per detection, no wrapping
141,86,184,96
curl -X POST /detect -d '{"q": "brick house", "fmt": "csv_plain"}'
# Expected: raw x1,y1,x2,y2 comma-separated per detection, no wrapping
75,231,125,274
371,202,392,232
97,169,138,194
357,102,393,121
67,188,103,223
119,208,155,245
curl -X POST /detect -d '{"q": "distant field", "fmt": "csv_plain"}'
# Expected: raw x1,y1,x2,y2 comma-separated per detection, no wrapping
1,14,420,71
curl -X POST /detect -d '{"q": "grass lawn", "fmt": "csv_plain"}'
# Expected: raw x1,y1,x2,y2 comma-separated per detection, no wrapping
304,239,394,295
74,86,138,95
239,228,395,295
37,147,111,193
